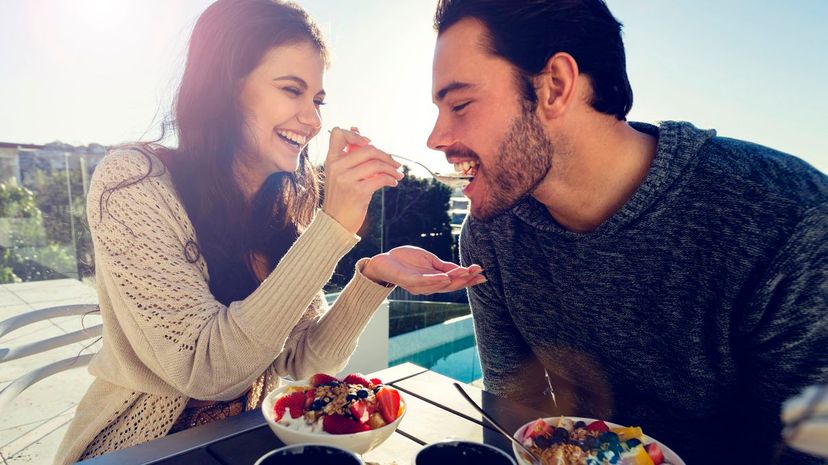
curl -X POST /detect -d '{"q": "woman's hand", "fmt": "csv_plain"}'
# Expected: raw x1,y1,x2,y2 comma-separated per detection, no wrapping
322,127,404,234
362,246,485,295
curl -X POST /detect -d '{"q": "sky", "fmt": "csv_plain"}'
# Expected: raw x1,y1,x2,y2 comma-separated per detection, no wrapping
0,0,826,176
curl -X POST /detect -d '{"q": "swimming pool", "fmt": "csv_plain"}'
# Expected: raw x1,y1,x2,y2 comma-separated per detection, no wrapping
388,319,483,384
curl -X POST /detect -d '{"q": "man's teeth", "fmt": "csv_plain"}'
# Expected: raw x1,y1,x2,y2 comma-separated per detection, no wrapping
453,160,479,176
276,130,307,147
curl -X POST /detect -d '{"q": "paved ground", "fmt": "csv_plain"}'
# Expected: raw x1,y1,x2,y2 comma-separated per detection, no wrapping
0,279,99,465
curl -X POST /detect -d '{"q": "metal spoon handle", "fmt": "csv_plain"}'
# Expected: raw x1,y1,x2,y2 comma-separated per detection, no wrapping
453,383,543,465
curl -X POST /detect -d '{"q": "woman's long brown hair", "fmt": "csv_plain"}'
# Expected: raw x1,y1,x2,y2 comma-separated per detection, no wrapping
105,0,326,305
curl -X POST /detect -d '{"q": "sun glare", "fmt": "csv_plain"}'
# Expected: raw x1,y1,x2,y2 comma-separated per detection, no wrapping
72,0,130,32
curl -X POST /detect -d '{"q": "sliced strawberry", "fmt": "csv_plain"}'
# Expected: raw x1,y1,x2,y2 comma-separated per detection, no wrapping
585,420,610,433
309,373,339,387
343,373,372,387
524,418,553,440
322,413,371,434
273,391,305,421
370,377,383,386
376,386,401,423
303,389,315,410
350,399,370,423
645,443,664,465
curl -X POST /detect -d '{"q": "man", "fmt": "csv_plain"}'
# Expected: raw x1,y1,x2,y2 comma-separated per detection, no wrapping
426,1,827,464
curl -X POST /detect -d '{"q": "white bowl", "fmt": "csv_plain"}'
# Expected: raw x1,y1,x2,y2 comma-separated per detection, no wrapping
261,381,406,455
512,416,686,465
253,444,364,465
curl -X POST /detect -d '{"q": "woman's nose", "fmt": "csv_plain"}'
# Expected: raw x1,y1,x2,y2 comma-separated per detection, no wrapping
298,102,322,129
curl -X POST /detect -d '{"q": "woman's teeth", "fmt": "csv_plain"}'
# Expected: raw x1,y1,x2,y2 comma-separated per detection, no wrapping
453,160,479,177
276,130,307,148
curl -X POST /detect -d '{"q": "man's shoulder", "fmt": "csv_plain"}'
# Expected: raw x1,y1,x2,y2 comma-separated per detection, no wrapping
459,210,518,260
461,210,514,242
697,135,827,209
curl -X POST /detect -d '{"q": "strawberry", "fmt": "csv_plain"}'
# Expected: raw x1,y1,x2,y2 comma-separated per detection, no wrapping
308,373,339,387
343,373,372,388
350,399,370,423
370,377,383,386
524,418,553,440
273,391,305,421
368,412,387,429
376,386,401,423
585,420,610,433
303,389,315,410
322,413,371,434
645,443,664,465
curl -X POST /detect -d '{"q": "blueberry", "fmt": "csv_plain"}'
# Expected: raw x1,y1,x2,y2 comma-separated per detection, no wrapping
346,394,358,402
534,435,553,449
583,436,599,450
357,389,369,399
552,427,569,441
310,400,323,410
574,421,587,429
626,438,642,449
599,432,619,444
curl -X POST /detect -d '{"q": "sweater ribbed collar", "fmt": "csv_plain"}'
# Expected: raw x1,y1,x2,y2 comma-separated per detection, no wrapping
510,121,717,238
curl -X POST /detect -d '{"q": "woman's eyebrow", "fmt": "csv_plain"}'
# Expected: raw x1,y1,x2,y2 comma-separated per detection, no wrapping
272,75,308,89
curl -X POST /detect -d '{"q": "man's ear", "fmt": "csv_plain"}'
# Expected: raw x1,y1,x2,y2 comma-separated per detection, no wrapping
533,52,579,122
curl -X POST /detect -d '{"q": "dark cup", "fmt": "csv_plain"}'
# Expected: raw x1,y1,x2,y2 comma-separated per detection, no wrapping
254,444,365,465
413,440,516,465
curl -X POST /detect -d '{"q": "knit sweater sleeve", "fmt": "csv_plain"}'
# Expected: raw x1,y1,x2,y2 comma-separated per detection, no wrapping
460,221,544,400
88,150,390,400
741,203,828,464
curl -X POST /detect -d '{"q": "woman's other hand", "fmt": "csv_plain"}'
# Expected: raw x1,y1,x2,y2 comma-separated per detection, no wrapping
362,246,485,295
322,127,404,233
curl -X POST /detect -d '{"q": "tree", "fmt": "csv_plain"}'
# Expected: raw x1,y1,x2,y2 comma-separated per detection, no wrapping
381,167,453,260
326,169,454,291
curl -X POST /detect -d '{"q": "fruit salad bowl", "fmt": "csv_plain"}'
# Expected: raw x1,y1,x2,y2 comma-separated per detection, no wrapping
262,373,406,455
513,416,685,465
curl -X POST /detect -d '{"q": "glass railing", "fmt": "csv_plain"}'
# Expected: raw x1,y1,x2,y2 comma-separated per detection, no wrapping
0,143,103,285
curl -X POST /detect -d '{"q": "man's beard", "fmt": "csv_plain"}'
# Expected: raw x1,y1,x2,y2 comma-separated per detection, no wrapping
472,107,554,220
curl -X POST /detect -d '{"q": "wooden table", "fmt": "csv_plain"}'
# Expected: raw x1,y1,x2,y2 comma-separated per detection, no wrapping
75,363,557,465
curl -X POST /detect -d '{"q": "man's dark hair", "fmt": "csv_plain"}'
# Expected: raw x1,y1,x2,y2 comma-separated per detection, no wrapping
434,0,632,120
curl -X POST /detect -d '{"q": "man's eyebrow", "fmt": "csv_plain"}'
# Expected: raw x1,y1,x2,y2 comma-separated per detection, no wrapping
273,75,325,96
435,81,474,102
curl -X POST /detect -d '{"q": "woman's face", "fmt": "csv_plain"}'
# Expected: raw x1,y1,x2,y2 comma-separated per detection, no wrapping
237,41,325,176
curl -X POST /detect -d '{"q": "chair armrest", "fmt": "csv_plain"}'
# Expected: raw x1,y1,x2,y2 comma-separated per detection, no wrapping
0,304,99,339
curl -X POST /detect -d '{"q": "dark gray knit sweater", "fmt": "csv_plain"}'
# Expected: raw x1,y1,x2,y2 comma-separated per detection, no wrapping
460,121,827,465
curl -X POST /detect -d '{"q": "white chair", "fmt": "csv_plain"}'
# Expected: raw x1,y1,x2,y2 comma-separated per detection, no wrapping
0,304,102,415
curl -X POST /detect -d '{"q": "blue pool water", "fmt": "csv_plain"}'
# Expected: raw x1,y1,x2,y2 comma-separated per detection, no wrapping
389,334,483,383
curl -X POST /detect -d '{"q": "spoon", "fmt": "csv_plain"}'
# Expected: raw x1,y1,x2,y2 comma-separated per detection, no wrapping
388,153,473,189
328,129,474,188
453,382,544,465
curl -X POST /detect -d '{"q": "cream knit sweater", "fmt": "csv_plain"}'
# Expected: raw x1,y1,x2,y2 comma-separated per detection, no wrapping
55,149,392,465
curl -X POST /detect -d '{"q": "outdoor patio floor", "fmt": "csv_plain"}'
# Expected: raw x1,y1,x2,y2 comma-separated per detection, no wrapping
0,279,99,465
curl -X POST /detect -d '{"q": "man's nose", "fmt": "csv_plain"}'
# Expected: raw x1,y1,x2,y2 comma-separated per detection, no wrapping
427,115,450,152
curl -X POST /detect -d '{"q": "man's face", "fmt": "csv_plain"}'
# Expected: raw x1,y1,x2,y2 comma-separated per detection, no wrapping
428,18,553,220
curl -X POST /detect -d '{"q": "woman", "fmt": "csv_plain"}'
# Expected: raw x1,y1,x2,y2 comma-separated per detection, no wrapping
55,1,482,463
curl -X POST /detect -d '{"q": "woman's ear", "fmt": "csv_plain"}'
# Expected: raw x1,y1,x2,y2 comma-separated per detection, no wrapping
533,52,579,123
